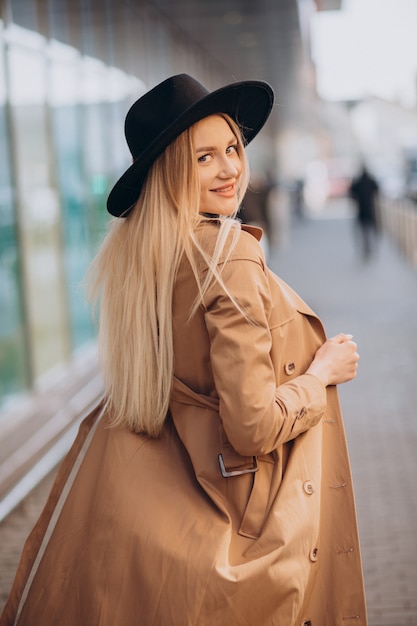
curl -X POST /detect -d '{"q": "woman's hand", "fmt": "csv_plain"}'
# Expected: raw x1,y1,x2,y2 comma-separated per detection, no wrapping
306,333,359,387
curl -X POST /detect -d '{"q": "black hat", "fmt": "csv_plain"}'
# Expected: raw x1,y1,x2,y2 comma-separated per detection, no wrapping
107,73,274,217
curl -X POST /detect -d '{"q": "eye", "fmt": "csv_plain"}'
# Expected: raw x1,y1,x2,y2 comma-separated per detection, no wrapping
226,144,239,155
198,153,212,163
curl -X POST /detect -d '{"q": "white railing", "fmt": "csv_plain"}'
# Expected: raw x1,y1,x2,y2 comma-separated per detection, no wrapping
0,345,103,521
378,197,417,271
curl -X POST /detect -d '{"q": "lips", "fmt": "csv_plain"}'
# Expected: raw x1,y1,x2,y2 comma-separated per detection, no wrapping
210,183,236,195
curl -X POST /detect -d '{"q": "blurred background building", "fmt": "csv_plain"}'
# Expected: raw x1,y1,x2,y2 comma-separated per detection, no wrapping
0,0,417,519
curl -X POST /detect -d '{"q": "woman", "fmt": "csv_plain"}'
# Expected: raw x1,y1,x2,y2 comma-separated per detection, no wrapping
1,74,367,625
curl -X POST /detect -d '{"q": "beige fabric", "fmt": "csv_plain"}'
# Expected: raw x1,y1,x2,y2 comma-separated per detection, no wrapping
1,222,367,626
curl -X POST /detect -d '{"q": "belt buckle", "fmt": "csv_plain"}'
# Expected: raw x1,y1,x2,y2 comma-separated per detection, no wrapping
218,453,259,478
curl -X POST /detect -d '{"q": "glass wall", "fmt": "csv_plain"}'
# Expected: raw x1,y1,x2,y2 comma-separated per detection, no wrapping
0,0,224,416
0,20,29,403
7,24,70,381
0,17,142,411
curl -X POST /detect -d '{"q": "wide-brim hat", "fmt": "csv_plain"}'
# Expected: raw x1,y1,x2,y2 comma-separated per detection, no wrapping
107,73,274,217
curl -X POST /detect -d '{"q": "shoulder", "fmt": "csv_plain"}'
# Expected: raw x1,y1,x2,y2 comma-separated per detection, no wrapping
196,220,266,266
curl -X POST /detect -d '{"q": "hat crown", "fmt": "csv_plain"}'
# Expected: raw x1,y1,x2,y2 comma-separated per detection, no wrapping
125,74,209,159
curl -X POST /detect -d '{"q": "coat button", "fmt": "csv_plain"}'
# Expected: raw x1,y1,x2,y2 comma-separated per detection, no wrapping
303,480,315,495
309,547,319,562
284,361,295,375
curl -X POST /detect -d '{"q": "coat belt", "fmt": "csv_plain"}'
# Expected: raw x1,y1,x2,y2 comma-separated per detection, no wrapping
171,376,272,539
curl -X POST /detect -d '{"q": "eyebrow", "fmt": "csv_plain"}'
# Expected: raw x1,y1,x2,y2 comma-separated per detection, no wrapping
195,136,237,153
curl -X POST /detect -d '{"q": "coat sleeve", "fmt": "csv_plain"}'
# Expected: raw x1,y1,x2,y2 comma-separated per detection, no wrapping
203,232,326,457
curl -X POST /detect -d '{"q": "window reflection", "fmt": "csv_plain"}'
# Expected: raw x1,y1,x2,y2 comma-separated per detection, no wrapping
0,19,144,411
7,24,69,381
0,36,28,401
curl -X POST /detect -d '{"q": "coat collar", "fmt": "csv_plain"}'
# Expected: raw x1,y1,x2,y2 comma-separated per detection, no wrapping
241,223,263,241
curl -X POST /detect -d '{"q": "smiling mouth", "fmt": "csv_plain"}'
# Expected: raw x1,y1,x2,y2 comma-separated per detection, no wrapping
211,184,235,193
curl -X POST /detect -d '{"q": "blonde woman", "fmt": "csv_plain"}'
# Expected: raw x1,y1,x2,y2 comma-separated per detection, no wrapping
1,75,367,626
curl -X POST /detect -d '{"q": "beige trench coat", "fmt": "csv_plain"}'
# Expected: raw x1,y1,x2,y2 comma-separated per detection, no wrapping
1,222,367,626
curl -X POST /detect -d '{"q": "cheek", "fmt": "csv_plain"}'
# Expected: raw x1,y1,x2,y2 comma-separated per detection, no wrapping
198,171,211,194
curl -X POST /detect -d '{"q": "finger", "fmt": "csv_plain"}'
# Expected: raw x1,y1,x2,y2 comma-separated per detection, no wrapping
333,333,353,343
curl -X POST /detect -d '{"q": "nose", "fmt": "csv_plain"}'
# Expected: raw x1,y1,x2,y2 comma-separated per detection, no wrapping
219,155,240,178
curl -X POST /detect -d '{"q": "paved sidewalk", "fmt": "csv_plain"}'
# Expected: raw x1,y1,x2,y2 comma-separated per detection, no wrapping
0,471,56,611
270,209,417,626
1,208,416,624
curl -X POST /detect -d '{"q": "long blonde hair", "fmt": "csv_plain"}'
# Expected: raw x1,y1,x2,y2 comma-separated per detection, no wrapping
87,115,249,436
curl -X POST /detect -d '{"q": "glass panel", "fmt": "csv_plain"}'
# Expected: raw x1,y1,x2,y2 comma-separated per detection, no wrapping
48,40,96,348
9,0,38,32
1,21,147,402
0,22,29,408
6,25,69,381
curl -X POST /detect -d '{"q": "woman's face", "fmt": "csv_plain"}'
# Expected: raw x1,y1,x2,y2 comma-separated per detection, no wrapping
193,115,242,216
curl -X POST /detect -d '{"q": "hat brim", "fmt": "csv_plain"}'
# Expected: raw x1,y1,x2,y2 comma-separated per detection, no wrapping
107,80,274,217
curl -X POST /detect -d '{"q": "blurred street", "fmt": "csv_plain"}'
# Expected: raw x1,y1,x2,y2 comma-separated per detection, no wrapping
270,203,417,626
1,202,417,625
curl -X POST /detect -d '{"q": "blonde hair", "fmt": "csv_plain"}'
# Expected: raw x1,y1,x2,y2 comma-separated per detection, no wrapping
87,115,249,436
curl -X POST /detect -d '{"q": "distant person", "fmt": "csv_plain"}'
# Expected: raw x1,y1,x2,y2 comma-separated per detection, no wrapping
266,177,291,249
292,178,305,219
349,165,379,259
241,172,275,238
